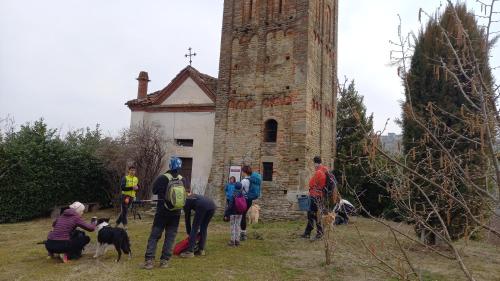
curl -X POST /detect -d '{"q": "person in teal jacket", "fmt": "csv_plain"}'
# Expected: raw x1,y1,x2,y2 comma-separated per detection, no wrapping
224,176,237,203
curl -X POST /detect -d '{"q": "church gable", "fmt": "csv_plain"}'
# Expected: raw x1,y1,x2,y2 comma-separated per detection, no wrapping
161,76,214,106
126,66,217,111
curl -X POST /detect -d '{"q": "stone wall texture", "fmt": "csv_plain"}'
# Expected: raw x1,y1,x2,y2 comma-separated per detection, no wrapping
209,0,338,219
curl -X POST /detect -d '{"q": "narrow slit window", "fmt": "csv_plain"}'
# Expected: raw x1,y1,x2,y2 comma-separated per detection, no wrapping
248,0,253,22
326,5,331,42
263,162,274,181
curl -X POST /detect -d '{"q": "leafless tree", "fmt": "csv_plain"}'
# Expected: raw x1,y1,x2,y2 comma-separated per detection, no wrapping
128,121,169,199
94,132,130,203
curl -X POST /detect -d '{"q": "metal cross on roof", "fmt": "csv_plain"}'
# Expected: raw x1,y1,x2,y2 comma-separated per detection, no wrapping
185,47,197,66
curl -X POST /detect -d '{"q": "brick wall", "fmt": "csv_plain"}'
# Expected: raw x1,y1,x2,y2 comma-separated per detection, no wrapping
209,0,338,219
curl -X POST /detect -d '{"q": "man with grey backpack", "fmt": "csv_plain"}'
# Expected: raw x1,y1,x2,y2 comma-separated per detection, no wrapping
143,157,187,270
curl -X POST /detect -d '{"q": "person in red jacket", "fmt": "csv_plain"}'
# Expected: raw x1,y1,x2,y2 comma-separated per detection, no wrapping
301,156,328,240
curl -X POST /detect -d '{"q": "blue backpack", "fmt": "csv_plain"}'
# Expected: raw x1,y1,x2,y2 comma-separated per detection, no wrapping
247,172,262,200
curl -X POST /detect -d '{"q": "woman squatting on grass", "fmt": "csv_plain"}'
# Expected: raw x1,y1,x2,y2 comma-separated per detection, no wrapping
45,201,96,263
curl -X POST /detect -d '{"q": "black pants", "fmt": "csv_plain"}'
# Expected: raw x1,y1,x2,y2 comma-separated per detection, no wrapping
45,233,90,259
187,209,215,252
116,195,131,226
304,198,323,236
240,199,253,231
335,211,349,225
144,213,180,261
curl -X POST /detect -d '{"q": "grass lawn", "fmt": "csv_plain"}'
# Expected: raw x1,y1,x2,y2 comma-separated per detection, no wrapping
0,209,499,281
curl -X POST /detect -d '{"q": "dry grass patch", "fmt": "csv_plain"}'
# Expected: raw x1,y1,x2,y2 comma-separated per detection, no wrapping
0,211,498,281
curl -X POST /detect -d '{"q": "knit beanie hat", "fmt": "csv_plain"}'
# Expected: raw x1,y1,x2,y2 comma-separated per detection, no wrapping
69,201,85,216
234,182,242,190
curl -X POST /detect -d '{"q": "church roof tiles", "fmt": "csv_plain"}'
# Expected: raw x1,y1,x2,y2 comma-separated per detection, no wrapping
126,65,217,109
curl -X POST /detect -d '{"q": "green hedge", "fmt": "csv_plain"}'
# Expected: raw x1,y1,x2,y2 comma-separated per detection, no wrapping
0,121,112,223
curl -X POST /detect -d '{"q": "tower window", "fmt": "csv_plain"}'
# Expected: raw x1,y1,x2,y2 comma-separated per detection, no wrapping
248,0,254,22
176,139,194,147
263,162,274,181
264,119,278,142
243,0,255,24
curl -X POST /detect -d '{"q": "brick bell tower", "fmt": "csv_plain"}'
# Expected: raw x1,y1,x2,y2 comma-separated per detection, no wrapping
209,0,338,219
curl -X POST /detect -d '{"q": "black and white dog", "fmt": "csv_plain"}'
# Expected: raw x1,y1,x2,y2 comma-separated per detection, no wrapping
93,218,131,262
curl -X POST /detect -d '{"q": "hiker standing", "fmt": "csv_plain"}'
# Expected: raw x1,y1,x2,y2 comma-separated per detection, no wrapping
143,157,187,269
301,156,328,240
116,165,139,229
224,176,237,204
180,192,217,257
225,182,246,246
45,202,96,263
240,165,262,241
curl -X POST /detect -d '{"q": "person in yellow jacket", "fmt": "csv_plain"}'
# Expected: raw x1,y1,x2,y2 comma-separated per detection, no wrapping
116,166,139,229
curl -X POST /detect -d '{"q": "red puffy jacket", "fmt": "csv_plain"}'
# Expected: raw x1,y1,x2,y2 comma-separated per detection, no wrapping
308,165,329,198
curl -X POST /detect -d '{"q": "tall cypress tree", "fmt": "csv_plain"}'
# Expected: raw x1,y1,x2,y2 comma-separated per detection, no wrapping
402,3,494,243
336,81,388,215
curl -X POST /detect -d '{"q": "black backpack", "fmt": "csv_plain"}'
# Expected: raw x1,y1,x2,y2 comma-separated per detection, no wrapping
324,170,337,196
324,170,338,209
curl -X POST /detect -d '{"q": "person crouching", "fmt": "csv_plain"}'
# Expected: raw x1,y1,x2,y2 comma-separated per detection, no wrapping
45,201,96,263
180,188,217,257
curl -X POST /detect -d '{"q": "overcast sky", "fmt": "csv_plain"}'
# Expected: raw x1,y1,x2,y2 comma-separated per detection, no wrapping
1,0,498,135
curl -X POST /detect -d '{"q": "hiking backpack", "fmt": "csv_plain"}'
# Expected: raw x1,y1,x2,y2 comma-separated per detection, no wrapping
234,192,247,214
324,170,338,197
246,172,262,200
164,173,187,210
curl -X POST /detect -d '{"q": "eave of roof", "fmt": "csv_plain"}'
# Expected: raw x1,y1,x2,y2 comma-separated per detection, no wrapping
125,65,217,108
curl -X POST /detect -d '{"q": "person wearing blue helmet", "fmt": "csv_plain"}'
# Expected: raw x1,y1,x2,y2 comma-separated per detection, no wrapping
143,156,187,269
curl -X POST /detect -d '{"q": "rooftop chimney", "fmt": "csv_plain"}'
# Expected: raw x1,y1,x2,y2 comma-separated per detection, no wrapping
136,71,150,99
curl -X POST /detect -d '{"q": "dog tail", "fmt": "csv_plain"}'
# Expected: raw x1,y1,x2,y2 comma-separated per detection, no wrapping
37,240,47,245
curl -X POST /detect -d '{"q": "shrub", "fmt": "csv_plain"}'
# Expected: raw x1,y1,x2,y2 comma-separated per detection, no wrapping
0,120,111,223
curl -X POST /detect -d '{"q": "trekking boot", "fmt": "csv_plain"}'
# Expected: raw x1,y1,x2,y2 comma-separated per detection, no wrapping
180,251,195,258
313,233,323,241
142,259,154,270
227,240,235,247
300,233,310,239
194,250,206,256
159,259,169,268
240,232,247,241
235,241,240,247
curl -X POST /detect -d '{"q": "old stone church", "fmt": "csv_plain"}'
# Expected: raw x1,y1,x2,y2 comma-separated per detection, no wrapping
126,0,338,219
